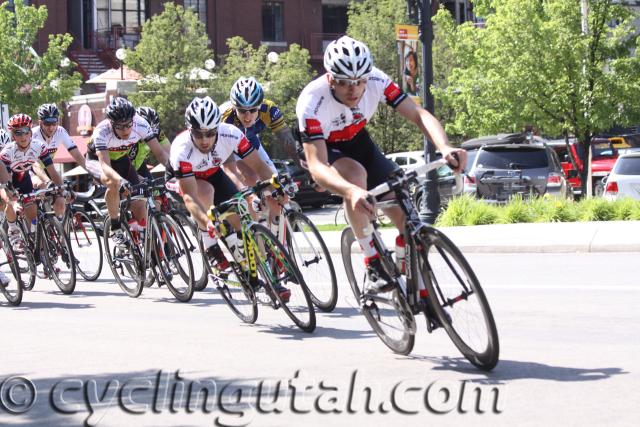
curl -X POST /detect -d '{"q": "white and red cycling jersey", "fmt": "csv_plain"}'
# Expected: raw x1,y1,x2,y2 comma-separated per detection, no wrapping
296,67,407,145
169,122,254,179
1,140,53,179
92,114,155,159
31,125,77,157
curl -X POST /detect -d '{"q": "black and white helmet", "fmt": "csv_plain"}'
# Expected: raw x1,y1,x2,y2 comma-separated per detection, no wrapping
37,103,60,121
230,77,264,108
184,96,220,130
136,106,160,133
0,129,11,148
106,97,135,123
323,36,373,80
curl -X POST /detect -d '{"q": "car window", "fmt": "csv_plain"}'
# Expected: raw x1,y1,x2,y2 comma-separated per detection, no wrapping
465,150,478,171
409,157,418,164
476,147,549,169
437,165,453,177
395,156,407,166
614,157,640,175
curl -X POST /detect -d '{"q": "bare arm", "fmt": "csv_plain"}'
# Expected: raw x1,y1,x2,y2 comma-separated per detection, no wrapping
147,137,169,166
395,97,467,172
178,176,209,229
97,151,123,183
45,163,64,186
239,150,276,182
221,157,246,189
32,161,50,184
70,148,87,170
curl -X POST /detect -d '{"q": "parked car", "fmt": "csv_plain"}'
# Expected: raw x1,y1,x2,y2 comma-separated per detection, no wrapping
272,159,340,208
462,134,572,202
385,150,462,206
602,152,640,200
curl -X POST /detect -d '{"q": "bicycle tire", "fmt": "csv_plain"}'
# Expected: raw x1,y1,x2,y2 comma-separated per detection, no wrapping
12,221,36,291
285,211,337,312
64,210,103,281
171,211,208,291
103,218,144,298
0,229,23,306
41,217,76,294
250,223,316,333
340,227,415,355
213,260,258,324
416,227,499,371
149,214,194,302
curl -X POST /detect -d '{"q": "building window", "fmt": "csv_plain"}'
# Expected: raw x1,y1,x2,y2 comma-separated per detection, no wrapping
262,1,284,42
322,5,348,35
185,0,207,25
6,0,32,12
96,0,146,34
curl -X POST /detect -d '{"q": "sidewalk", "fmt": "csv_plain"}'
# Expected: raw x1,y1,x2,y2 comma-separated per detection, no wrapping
318,221,640,253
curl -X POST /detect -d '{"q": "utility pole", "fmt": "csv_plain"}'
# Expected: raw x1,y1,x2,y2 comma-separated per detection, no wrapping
408,0,440,224
581,0,593,197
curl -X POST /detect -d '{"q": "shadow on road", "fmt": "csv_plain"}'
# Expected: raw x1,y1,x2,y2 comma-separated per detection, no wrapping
407,355,627,383
257,324,375,341
12,301,95,310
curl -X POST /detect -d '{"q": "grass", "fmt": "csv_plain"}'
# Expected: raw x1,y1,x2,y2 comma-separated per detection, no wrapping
436,195,640,227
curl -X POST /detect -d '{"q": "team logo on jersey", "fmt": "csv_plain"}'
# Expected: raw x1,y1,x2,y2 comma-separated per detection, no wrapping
304,119,322,135
351,108,364,125
331,113,347,127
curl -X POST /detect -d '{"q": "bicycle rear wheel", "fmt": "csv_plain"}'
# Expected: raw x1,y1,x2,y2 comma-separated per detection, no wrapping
103,219,144,298
285,211,337,312
0,229,23,305
12,221,36,291
64,210,103,281
150,214,194,302
41,218,76,294
341,227,415,355
417,227,499,371
251,223,316,333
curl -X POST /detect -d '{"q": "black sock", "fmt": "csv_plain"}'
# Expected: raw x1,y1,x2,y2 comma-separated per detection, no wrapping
110,218,121,230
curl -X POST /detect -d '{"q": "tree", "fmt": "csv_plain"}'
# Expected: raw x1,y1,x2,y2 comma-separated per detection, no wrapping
347,0,424,154
432,0,640,193
125,3,215,139
0,0,81,118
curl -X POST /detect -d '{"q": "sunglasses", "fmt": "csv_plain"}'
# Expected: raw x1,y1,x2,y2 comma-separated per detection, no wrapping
236,107,259,115
334,78,367,88
12,128,31,136
192,128,217,139
42,119,58,126
113,121,133,130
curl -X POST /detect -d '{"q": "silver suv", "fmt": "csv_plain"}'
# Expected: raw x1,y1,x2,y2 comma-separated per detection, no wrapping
462,134,572,202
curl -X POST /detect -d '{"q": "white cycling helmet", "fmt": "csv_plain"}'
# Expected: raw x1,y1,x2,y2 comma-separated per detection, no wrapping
184,96,220,130
323,36,373,80
0,129,11,148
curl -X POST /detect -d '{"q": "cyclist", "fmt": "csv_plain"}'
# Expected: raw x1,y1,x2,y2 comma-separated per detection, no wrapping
296,36,466,293
31,103,86,218
0,114,66,249
168,96,290,301
131,106,171,180
0,129,10,150
221,77,299,184
92,97,169,247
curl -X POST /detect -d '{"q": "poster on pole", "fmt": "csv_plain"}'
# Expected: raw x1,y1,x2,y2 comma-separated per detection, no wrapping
395,24,421,104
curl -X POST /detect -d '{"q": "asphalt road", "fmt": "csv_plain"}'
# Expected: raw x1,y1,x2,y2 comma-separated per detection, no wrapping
1,252,638,426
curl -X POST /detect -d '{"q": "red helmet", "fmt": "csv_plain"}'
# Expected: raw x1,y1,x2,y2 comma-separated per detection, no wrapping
7,113,33,131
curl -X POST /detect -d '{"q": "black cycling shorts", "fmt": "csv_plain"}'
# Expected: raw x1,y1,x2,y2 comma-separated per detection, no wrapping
12,172,34,195
137,160,152,180
304,128,399,190
207,170,239,206
110,155,140,185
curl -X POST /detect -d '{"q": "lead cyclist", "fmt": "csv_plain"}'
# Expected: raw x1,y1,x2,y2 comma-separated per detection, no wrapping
296,36,466,294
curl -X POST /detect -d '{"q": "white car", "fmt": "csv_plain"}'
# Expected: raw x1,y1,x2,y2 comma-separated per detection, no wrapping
603,152,640,200
385,150,425,171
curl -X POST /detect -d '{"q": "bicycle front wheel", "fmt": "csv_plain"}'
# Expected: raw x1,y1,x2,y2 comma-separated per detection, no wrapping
64,210,103,281
0,229,23,306
212,260,258,324
149,214,194,302
340,227,415,355
41,218,76,294
285,211,337,312
103,219,144,298
251,223,316,333
417,227,499,371
172,212,208,291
